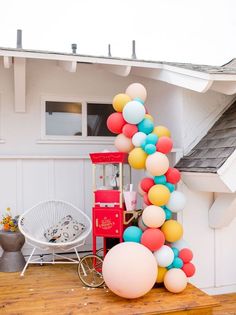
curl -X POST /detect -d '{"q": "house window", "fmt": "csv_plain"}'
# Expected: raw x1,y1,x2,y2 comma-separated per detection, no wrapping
44,100,114,138
46,101,82,136
87,103,114,137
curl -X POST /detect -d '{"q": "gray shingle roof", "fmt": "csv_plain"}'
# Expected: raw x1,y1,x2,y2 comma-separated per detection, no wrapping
176,100,236,173
1,47,236,75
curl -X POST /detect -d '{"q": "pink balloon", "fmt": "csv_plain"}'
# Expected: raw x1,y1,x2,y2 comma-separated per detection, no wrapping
114,133,134,153
164,269,188,293
102,242,157,299
156,137,173,154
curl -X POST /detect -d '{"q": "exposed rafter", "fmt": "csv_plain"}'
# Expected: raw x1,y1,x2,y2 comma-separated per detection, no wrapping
14,57,26,112
97,64,131,77
3,56,12,68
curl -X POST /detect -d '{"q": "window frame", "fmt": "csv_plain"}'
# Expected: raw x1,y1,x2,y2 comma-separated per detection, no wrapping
40,95,115,144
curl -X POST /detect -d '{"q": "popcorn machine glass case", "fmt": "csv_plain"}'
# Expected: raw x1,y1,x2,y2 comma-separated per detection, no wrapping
89,152,131,255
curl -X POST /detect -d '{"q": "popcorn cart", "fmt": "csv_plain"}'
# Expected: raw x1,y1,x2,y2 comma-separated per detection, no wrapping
90,152,140,258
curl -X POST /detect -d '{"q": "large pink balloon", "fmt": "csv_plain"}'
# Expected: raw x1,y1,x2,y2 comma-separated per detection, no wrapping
102,242,157,299
146,152,169,176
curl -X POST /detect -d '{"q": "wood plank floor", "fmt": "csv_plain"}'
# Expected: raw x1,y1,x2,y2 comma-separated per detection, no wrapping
0,264,233,315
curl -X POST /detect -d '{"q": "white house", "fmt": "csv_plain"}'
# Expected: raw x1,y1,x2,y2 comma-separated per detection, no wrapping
0,46,236,295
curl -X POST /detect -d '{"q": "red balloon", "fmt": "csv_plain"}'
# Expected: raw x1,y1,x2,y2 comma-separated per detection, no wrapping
141,228,165,251
107,112,126,134
179,248,193,263
182,262,196,277
156,136,173,154
122,124,138,138
140,177,155,193
143,193,152,206
165,168,181,184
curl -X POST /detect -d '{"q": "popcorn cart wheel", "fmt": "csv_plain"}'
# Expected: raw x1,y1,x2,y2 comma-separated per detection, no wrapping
78,254,105,288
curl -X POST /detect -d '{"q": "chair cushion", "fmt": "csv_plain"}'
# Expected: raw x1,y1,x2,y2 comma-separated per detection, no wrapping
44,215,86,243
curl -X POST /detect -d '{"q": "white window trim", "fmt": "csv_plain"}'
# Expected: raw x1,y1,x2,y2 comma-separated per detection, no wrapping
39,94,115,144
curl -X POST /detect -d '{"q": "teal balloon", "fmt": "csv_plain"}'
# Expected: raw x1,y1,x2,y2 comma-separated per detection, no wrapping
133,97,145,105
144,144,156,155
138,118,154,135
146,133,158,145
164,207,172,220
141,139,147,150
167,263,174,270
165,182,175,192
154,175,167,185
172,247,179,257
123,226,143,243
172,257,184,268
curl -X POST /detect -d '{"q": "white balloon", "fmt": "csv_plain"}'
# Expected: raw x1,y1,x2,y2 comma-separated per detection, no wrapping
132,132,147,147
166,191,186,213
153,245,174,267
123,101,145,124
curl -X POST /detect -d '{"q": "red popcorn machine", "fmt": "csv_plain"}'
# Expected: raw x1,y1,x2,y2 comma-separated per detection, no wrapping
90,152,139,257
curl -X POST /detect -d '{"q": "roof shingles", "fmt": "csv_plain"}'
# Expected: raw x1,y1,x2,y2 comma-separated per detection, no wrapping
176,100,236,173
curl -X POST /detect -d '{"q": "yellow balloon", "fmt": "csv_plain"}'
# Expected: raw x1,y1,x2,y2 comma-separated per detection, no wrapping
161,220,183,243
112,93,131,112
148,184,170,206
153,125,171,138
156,267,167,283
128,148,147,169
144,114,154,122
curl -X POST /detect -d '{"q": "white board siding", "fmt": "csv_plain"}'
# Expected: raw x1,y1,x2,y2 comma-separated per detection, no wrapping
179,183,215,289
215,218,236,287
0,157,93,255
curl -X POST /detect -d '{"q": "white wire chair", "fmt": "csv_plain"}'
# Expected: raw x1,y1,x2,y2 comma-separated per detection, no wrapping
18,200,92,276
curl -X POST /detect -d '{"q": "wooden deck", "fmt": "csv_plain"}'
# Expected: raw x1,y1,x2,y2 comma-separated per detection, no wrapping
0,264,233,315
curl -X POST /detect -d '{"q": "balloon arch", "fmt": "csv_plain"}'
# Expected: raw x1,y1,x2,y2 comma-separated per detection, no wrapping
102,83,195,299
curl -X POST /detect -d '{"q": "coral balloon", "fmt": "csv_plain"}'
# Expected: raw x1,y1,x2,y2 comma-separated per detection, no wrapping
122,124,138,138
114,133,134,153
141,228,165,251
153,126,171,138
142,205,166,228
153,245,175,267
164,269,188,293
138,182,146,196
143,193,152,206
123,101,146,124
161,220,183,243
165,168,181,184
179,248,193,263
156,267,167,283
128,148,147,169
107,112,126,134
148,184,170,206
166,191,186,213
156,137,173,154
182,262,196,277
126,83,147,102
146,152,169,176
102,242,157,299
112,93,131,112
140,177,155,193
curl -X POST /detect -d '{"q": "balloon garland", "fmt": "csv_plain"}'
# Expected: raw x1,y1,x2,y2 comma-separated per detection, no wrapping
103,83,196,298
